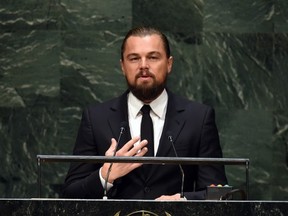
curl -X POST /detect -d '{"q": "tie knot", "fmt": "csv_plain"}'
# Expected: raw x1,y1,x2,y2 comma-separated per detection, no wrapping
141,105,151,114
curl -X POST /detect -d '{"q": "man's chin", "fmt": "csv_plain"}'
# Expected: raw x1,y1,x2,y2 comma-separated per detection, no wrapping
136,79,154,87
130,86,164,102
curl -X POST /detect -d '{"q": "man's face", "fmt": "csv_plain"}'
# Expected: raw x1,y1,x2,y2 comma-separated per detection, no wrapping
121,34,173,103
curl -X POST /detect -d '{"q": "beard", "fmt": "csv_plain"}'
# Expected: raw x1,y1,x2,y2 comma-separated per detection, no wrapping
126,71,167,102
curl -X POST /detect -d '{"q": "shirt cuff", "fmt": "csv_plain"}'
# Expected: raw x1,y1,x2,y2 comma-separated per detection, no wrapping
99,167,113,191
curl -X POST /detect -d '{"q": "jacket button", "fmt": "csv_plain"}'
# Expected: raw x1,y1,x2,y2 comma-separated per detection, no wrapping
144,187,150,193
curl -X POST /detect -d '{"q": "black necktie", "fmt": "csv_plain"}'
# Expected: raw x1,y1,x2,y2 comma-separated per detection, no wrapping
140,105,154,157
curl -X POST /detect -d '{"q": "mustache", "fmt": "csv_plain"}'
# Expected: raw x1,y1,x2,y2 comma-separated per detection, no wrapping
135,70,155,79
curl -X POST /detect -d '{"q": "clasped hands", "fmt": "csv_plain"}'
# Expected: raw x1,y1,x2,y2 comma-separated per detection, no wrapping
100,136,182,200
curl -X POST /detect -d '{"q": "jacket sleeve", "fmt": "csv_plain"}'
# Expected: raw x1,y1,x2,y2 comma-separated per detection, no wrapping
185,107,228,200
62,108,105,198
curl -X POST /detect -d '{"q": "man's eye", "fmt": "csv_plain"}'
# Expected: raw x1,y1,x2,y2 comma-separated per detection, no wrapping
129,57,139,62
148,56,159,60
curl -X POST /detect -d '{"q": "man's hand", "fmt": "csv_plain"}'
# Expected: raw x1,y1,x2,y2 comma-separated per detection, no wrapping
101,136,148,183
155,193,183,200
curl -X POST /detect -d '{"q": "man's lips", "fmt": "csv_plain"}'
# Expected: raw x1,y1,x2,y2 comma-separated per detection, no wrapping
136,71,154,79
138,75,152,81
140,75,151,78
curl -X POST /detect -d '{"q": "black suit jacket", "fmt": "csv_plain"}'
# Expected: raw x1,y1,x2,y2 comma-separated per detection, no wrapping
62,90,227,199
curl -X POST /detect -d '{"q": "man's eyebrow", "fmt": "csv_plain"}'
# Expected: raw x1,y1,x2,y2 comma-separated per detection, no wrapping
147,51,161,55
126,53,139,56
127,51,161,56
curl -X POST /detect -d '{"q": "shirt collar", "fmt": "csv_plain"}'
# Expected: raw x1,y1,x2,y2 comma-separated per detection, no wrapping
128,89,168,119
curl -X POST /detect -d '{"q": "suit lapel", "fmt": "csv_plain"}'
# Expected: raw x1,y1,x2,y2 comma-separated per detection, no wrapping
107,90,131,148
156,92,187,157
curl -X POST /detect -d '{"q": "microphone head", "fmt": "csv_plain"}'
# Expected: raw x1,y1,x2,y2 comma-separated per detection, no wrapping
166,130,173,141
120,121,127,131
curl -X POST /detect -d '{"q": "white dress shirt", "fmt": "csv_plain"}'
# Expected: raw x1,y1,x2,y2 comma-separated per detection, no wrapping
127,89,168,155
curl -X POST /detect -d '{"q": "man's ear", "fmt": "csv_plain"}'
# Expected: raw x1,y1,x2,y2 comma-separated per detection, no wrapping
167,56,173,74
120,59,125,75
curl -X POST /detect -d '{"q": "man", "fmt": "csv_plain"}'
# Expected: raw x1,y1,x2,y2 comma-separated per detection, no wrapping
62,26,227,200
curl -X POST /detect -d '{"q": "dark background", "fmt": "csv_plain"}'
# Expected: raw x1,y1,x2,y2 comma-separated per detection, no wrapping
0,0,287,200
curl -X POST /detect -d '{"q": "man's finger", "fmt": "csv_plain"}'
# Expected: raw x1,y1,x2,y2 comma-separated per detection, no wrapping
105,138,117,156
119,136,141,152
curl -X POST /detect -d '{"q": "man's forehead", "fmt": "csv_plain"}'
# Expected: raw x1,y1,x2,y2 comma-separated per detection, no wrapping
126,34,161,43
125,35,164,49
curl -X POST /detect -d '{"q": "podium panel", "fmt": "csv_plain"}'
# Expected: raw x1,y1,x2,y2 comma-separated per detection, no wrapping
0,199,287,216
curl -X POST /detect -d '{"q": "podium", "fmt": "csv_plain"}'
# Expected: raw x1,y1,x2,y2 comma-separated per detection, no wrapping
0,199,287,215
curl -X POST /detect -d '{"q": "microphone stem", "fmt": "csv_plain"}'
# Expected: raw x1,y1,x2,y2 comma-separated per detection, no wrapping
169,135,185,198
103,127,125,199
180,166,184,198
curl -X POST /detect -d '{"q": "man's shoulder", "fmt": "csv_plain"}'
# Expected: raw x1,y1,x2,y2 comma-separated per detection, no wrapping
85,92,127,112
87,97,118,108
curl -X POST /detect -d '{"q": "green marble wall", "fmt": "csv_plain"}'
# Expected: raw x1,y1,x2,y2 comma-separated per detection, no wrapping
0,0,287,200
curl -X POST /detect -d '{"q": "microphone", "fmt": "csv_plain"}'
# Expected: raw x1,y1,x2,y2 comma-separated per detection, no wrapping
167,132,185,199
103,121,127,200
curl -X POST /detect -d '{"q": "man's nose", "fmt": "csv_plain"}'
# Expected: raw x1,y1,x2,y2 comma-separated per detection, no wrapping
139,58,149,69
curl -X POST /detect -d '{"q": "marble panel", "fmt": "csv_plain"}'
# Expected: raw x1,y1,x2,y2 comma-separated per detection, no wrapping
272,110,288,200
274,0,288,32
0,30,60,106
0,104,60,197
60,0,132,31
203,0,274,33
217,109,274,200
133,0,203,33
200,32,275,110
0,0,62,30
166,32,204,101
273,33,288,110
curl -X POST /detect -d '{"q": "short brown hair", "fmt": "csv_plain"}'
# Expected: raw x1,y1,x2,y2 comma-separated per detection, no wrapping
121,26,171,60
